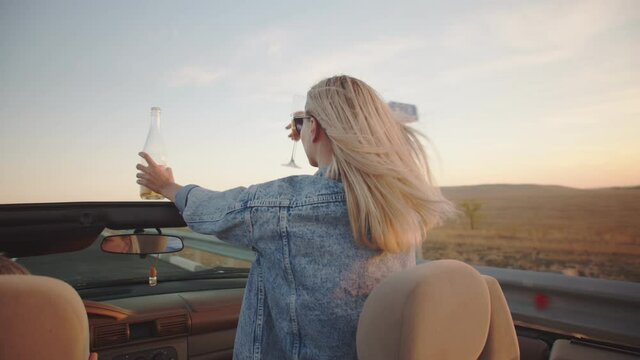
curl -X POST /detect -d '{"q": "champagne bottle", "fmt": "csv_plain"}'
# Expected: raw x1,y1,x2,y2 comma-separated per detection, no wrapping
140,107,167,200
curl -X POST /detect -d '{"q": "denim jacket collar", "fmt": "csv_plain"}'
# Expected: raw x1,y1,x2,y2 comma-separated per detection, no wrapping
314,166,329,177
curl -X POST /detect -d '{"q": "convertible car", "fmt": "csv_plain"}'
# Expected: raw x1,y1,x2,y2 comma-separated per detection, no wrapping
0,202,638,359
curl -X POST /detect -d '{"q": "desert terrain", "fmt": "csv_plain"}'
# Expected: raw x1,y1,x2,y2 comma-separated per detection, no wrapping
423,184,640,282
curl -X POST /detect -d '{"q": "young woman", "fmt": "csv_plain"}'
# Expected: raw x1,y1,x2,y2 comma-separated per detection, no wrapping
136,75,455,359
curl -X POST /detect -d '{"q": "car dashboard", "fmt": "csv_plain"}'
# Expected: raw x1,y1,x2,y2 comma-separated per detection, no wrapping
87,287,244,360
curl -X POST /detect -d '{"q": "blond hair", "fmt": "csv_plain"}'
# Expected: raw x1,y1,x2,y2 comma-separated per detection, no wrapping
305,75,456,253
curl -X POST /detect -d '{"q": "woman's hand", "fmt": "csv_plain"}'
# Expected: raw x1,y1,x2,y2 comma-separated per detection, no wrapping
136,152,181,202
286,122,300,141
286,111,305,141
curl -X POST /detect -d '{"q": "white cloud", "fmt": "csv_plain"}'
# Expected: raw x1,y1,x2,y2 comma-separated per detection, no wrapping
540,86,640,127
304,36,424,76
225,35,425,103
244,27,291,58
439,0,639,83
438,49,568,83
447,0,636,51
487,0,626,51
167,66,225,87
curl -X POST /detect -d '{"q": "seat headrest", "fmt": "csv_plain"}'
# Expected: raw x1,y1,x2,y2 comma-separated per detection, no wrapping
357,260,491,360
0,275,91,360
479,276,519,360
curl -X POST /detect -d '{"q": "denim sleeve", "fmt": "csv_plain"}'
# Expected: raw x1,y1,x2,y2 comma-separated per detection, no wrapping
175,184,199,214
174,185,254,248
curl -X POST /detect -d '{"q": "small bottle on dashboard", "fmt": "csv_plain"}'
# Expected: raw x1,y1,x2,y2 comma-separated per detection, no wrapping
140,107,167,200
149,265,158,286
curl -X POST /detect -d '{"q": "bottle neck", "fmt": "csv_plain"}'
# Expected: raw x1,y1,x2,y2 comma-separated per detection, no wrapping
143,107,167,165
150,110,161,130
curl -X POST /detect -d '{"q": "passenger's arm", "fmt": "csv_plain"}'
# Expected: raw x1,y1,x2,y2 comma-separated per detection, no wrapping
174,185,255,248
136,151,255,247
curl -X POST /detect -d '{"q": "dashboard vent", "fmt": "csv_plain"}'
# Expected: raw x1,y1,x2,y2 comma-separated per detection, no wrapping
156,314,189,337
93,323,129,348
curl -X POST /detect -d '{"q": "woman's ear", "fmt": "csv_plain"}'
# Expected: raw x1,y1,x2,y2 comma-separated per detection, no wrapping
311,118,322,143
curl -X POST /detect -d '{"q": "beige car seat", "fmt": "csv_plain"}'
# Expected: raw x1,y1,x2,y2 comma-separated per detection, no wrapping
357,259,519,360
0,274,93,360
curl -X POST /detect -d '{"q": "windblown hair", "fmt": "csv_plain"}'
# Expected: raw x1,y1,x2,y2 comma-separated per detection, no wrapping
305,75,456,253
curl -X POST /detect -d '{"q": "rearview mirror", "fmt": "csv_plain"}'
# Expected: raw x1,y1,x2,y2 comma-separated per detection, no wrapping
101,234,184,255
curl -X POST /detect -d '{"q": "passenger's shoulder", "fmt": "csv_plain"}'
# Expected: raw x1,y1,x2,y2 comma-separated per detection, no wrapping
252,174,344,202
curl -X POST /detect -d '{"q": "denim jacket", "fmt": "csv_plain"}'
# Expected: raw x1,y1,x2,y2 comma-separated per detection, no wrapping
175,169,416,360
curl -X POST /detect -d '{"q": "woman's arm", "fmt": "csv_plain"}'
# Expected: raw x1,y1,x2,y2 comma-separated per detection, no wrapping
175,185,255,248
136,151,255,248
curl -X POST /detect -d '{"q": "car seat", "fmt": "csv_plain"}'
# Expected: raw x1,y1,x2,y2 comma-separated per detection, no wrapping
356,259,519,360
0,274,93,360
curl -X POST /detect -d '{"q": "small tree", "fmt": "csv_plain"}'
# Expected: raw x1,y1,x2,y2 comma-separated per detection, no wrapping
460,200,482,230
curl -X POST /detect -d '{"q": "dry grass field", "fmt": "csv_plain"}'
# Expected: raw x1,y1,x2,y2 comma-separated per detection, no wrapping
423,184,640,282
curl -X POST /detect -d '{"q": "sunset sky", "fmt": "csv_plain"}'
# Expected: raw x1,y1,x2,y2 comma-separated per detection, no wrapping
1,0,639,203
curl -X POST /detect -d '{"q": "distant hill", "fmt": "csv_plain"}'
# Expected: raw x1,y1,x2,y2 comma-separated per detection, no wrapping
607,185,640,190
440,184,581,199
440,183,640,199
436,183,640,229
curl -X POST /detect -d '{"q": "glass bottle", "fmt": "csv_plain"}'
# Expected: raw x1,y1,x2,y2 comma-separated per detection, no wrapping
140,107,167,200
149,265,158,286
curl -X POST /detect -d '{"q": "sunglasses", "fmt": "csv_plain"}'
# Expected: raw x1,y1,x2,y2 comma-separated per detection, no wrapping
290,115,312,138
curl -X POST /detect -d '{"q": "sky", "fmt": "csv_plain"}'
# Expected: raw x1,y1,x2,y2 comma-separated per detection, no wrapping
1,0,639,203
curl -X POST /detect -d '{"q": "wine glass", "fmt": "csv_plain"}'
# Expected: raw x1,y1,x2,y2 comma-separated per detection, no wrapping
282,94,306,169
282,142,301,168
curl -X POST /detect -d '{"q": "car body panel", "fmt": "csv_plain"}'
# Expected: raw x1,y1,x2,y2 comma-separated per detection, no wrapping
1,202,639,359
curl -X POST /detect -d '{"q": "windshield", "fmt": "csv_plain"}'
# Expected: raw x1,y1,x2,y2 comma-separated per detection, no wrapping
16,228,253,289
1,1,638,284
